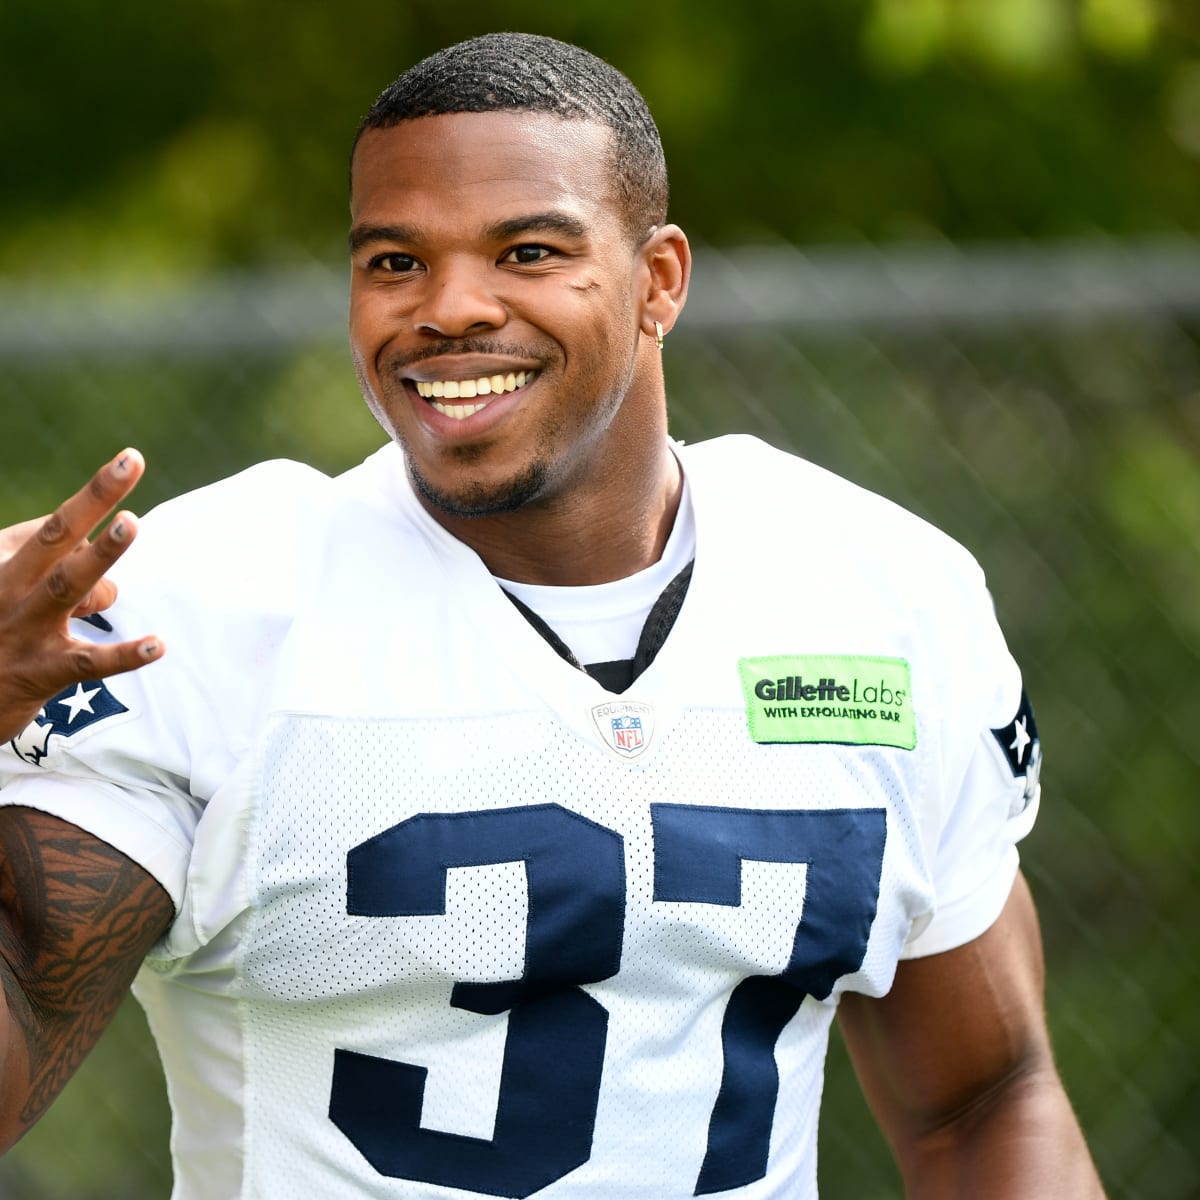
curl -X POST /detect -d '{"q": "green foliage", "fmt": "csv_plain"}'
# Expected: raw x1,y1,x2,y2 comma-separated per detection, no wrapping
2,0,1198,275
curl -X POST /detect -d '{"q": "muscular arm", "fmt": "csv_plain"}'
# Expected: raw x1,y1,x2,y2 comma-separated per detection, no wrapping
0,807,173,1151
838,872,1105,1198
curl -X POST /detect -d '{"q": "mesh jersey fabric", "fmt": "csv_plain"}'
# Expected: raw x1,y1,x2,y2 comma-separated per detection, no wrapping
0,435,1040,1199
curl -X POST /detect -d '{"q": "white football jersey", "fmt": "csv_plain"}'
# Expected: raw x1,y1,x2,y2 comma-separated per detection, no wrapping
0,436,1041,1199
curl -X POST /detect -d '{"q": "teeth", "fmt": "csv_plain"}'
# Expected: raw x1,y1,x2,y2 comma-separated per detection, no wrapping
431,401,488,420
414,370,537,408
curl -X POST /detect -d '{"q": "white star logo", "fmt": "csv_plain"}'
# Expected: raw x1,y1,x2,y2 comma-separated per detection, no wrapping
1009,716,1031,765
56,683,101,725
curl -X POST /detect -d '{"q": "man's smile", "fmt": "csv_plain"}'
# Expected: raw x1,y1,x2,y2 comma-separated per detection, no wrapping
412,370,538,419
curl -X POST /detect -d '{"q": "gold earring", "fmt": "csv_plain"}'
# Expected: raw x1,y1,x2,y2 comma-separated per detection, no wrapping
654,321,665,350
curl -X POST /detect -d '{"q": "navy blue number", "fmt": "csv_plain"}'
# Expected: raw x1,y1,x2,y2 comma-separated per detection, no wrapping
329,805,625,1199
651,804,886,1195
331,804,884,1197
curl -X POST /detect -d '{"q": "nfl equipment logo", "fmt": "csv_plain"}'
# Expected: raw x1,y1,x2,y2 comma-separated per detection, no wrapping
611,715,643,752
590,699,655,761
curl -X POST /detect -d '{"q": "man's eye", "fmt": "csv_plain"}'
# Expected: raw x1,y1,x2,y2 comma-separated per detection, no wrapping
503,245,552,265
371,253,419,273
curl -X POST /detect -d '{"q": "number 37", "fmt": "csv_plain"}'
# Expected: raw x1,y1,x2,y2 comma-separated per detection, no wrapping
329,803,886,1198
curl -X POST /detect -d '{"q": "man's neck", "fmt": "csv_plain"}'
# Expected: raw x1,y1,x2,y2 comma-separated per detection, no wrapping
420,441,683,586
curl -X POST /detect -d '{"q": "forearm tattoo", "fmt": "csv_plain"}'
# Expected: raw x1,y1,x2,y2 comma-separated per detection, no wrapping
0,808,173,1133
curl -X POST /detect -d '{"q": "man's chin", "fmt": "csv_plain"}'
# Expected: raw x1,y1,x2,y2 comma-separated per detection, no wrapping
408,461,549,519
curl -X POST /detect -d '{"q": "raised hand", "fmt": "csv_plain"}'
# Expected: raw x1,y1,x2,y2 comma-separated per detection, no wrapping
0,449,164,744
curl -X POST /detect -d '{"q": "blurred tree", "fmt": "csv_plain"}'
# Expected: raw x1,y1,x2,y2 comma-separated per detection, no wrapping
1,0,1197,276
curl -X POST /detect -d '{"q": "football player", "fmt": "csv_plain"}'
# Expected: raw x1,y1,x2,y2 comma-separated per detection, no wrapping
0,33,1103,1199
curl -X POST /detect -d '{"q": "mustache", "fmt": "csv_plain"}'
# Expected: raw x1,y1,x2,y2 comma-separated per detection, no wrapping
387,339,552,372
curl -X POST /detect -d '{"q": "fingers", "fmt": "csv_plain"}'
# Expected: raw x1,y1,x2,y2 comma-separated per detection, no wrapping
58,635,166,685
0,451,163,742
4,449,146,593
61,448,146,542
0,633,165,744
20,631,166,705
22,510,142,623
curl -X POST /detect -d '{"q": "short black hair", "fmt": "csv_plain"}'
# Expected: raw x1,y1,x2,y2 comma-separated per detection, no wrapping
354,32,668,243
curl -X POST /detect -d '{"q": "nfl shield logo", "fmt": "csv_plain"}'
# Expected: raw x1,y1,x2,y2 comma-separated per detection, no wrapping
590,699,656,760
611,715,643,753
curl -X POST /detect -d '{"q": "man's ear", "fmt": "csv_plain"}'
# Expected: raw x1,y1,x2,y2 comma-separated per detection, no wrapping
638,225,691,340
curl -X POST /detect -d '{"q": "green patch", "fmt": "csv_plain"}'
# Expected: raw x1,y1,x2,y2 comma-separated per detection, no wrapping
738,655,916,749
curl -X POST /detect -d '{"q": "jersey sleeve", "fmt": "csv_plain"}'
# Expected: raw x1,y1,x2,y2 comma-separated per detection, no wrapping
900,551,1042,960
0,774,199,910
0,459,327,914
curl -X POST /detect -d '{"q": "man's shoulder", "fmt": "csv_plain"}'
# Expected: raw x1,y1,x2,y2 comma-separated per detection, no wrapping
143,457,335,526
109,446,408,613
680,433,874,503
134,445,401,548
681,434,979,577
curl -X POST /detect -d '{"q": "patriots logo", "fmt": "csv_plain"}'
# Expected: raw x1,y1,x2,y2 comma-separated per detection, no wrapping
9,680,128,767
991,689,1041,813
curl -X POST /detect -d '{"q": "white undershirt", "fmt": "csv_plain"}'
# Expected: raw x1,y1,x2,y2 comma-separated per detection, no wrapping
496,473,696,667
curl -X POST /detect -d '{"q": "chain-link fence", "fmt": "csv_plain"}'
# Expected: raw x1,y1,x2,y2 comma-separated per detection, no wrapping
1,241,1198,1199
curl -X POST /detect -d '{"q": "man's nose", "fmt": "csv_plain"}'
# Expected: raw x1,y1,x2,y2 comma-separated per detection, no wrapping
412,259,507,337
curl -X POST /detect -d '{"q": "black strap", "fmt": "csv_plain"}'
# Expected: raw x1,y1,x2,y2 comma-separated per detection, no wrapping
502,590,585,672
502,558,694,695
632,559,693,679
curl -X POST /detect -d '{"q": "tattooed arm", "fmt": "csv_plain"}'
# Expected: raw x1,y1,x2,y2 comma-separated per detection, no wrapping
0,807,172,1150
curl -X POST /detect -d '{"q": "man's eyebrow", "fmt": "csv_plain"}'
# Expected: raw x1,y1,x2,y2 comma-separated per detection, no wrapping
486,213,589,241
348,223,418,253
348,213,589,254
